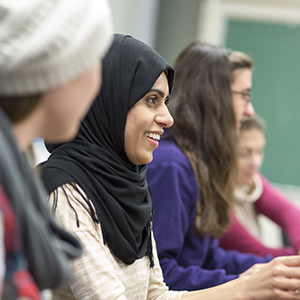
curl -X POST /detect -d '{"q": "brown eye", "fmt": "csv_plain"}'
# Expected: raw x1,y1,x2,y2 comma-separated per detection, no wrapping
146,96,157,106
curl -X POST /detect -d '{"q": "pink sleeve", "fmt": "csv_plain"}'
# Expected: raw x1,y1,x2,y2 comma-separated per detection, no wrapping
255,174,300,254
219,212,295,257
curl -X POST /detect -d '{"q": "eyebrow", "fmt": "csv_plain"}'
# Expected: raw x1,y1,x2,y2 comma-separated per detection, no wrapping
149,88,170,100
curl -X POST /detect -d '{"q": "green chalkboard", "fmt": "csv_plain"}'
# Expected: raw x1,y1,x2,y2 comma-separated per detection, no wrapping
226,19,300,186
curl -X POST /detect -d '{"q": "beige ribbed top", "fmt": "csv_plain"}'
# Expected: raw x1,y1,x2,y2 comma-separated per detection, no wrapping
49,183,185,300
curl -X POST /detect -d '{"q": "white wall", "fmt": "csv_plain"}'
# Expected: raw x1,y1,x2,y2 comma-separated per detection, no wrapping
107,0,160,47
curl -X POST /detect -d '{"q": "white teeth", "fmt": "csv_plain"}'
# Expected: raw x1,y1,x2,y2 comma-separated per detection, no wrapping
146,133,160,141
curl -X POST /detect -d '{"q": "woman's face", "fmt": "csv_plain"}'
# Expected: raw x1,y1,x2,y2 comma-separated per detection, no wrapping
237,128,266,186
124,72,173,165
41,61,101,142
231,68,255,129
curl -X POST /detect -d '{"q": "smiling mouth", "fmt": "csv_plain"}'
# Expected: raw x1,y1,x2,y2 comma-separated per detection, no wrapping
146,132,160,141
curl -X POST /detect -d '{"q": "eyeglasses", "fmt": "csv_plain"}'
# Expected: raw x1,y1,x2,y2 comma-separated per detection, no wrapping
232,90,252,104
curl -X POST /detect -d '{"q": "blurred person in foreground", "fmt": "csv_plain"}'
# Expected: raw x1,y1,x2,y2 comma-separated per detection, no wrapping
0,0,113,298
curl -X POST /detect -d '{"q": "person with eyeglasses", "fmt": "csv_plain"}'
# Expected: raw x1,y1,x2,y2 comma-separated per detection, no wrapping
232,90,252,102
229,50,255,129
146,41,300,296
219,114,300,257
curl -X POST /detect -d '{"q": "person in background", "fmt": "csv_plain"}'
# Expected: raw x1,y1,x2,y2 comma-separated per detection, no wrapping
41,36,300,300
219,114,300,257
0,0,113,298
146,41,275,291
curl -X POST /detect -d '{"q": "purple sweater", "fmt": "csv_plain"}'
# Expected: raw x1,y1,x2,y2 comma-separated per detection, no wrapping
147,139,272,291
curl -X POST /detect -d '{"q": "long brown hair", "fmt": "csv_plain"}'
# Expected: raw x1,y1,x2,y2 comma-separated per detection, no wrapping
167,42,237,237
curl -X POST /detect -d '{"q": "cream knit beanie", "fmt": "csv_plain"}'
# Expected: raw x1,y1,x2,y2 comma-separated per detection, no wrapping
0,0,113,96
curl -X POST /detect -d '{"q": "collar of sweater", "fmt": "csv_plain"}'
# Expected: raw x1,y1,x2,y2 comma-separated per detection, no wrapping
234,173,263,203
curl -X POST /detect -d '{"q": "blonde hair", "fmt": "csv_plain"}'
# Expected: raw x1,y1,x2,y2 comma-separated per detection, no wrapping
240,114,266,135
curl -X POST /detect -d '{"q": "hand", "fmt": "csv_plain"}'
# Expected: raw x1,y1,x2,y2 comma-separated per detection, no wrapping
239,263,266,277
182,256,300,300
242,256,300,299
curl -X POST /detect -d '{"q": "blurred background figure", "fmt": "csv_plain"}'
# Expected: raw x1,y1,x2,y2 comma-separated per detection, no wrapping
146,41,272,292
220,115,300,257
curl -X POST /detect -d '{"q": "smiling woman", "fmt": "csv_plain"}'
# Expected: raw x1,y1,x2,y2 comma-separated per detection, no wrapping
125,72,173,165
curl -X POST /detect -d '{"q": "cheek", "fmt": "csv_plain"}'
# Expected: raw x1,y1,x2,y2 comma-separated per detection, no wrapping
238,159,250,172
87,63,102,105
125,113,138,139
43,112,79,142
67,62,102,121
232,98,239,120
124,116,138,158
236,105,243,119
41,64,102,142
43,94,84,142
74,71,101,115
256,155,264,168
232,97,244,117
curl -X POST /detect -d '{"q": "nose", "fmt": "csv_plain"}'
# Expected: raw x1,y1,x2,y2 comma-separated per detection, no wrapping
249,153,262,170
244,102,255,117
155,105,174,128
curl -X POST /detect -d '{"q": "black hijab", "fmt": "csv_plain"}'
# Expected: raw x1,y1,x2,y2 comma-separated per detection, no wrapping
40,34,174,266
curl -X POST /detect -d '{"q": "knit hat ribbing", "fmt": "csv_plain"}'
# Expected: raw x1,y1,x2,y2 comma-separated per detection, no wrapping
0,0,113,96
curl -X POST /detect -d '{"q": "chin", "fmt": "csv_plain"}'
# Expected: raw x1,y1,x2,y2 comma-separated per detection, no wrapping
237,176,250,187
242,179,253,187
140,154,154,165
129,154,153,165
140,158,153,165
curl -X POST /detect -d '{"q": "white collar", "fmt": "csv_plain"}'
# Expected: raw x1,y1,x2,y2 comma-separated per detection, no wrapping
234,173,263,203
